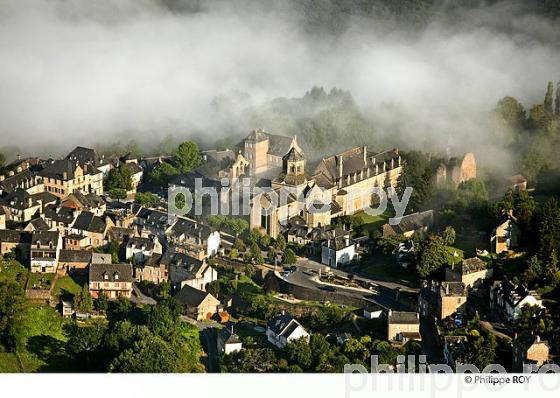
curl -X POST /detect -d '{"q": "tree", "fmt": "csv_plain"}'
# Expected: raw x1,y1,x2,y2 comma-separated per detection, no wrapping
107,164,133,191
148,161,179,186
282,248,297,265
465,333,497,370
175,141,201,173
108,240,121,263
109,188,127,202
538,198,560,261
66,321,105,369
260,234,271,248
286,337,313,369
556,82,560,115
442,226,456,246
275,235,287,251
495,96,526,134
0,279,25,350
267,247,277,263
544,81,554,113
135,192,160,207
95,292,109,313
415,235,451,278
74,285,94,313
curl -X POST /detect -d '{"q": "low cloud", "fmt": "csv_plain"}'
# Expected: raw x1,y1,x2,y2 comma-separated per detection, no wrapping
0,0,558,172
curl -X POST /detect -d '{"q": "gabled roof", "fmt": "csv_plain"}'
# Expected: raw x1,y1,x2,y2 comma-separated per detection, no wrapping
89,263,133,283
127,236,155,251
59,249,92,263
314,147,400,186
267,314,306,337
384,210,434,235
174,284,218,307
39,159,79,180
219,328,241,345
0,229,32,244
73,211,106,233
26,217,50,231
44,204,78,225
167,217,213,242
282,147,304,162
388,311,419,325
31,230,60,247
66,146,98,166
1,188,40,210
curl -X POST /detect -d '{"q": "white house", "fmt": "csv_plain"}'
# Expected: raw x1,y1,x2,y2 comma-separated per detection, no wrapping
321,234,357,268
217,327,242,355
363,304,384,319
266,313,309,349
163,251,218,291
490,280,544,321
125,235,162,264
30,231,62,273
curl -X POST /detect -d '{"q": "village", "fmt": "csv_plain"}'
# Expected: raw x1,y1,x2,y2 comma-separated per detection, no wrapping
0,127,555,373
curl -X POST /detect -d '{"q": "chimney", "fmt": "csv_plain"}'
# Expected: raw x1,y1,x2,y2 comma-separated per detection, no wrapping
394,148,399,155
337,155,343,178
281,309,285,316
345,235,349,247
363,146,367,164
536,335,540,342
26,197,32,208
445,283,449,295
63,171,68,180
398,156,402,167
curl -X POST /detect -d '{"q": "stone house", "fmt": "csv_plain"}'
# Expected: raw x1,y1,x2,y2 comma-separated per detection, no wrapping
445,257,493,288
58,249,92,272
387,310,421,343
0,230,31,260
437,282,468,320
125,235,162,264
435,152,477,187
382,210,434,238
241,129,300,177
174,284,220,321
39,158,103,199
491,212,520,254
512,331,550,372
89,263,133,299
166,217,220,258
133,253,168,284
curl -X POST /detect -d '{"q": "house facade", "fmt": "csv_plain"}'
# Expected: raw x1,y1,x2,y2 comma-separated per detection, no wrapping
387,310,421,343
89,263,133,299
30,231,62,273
266,313,310,349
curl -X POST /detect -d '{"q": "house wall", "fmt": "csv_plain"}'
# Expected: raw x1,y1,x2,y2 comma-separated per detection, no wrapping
439,295,467,319
89,281,132,299
206,231,221,257
387,322,420,342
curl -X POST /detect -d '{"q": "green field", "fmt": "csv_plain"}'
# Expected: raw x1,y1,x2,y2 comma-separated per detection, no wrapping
0,305,72,373
354,210,390,234
27,273,56,290
53,274,88,300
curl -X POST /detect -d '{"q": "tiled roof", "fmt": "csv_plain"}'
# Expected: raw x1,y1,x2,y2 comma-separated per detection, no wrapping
174,284,216,307
89,263,133,283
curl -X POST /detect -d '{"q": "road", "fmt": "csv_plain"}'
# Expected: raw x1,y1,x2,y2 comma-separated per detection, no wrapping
276,257,415,311
419,315,444,365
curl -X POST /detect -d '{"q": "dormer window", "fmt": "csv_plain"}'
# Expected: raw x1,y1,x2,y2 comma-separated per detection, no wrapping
114,272,119,280
103,272,108,280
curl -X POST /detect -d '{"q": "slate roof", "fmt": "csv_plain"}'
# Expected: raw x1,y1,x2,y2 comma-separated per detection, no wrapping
314,147,400,187
439,282,467,297
59,249,92,263
66,146,98,166
39,159,79,180
89,263,133,282
283,147,304,162
495,280,540,307
219,328,241,345
385,210,434,235
44,204,77,225
73,211,106,233
0,229,32,244
388,311,419,325
167,217,213,242
456,257,488,275
267,314,306,337
243,129,294,157
0,169,36,193
1,188,40,210
127,236,155,251
26,217,50,231
174,284,216,307
31,230,60,246
125,162,143,175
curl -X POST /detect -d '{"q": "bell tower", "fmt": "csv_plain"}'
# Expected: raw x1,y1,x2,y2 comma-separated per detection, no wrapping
283,147,305,177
